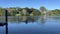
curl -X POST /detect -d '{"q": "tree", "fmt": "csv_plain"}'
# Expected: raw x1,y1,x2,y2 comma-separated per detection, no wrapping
40,6,47,15
0,8,5,16
40,6,47,12
7,7,17,16
30,9,41,16
22,7,30,16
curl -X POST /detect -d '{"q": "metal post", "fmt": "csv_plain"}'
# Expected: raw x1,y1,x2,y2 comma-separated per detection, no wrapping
5,10,8,34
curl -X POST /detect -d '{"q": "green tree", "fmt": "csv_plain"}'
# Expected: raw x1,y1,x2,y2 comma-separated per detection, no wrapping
30,8,41,16
40,6,46,12
0,8,5,16
40,6,47,15
22,7,30,16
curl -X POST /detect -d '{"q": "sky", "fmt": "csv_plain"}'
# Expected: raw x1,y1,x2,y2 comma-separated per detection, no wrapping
0,0,60,10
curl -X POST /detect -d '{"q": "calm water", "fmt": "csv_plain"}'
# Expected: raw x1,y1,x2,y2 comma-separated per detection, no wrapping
0,16,60,34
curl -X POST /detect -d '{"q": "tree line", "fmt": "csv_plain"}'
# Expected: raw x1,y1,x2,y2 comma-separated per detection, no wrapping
0,6,60,16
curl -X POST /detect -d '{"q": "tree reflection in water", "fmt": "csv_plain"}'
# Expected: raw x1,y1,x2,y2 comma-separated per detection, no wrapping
0,16,60,26
0,17,6,26
0,16,48,25
8,16,39,24
40,15,47,25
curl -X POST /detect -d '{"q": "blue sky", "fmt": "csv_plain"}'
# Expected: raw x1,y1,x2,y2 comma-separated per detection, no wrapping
0,0,60,10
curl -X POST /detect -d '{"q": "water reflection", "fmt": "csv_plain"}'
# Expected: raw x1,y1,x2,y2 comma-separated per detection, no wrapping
8,16,39,24
0,16,60,24
40,15,47,24
0,16,60,34
0,16,60,25
0,17,6,26
0,16,7,34
8,16,60,34
47,16,60,20
0,23,6,26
